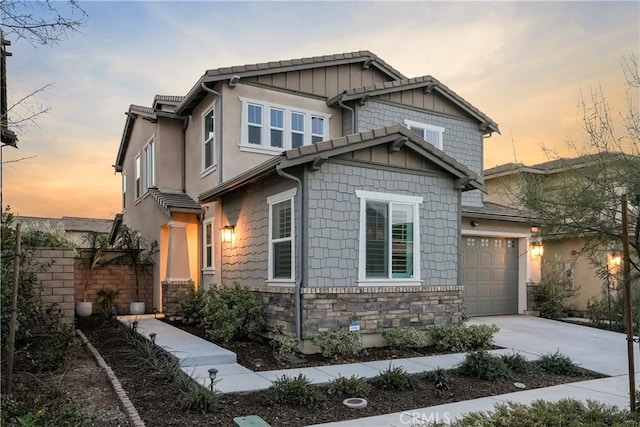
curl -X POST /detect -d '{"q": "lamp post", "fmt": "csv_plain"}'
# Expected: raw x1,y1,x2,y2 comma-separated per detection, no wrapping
149,333,156,344
207,368,218,392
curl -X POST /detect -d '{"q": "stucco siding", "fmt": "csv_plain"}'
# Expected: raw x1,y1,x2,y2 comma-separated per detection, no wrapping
305,161,459,287
356,99,483,206
156,116,183,193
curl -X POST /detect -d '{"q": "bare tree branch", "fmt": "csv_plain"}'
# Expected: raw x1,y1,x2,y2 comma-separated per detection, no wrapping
1,155,37,165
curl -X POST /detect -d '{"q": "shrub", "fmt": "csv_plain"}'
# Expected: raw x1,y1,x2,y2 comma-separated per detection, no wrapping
200,283,265,342
424,367,449,396
458,351,511,381
311,328,364,361
382,327,428,349
176,282,204,325
266,374,326,408
536,351,582,376
429,323,499,353
327,375,370,398
500,352,529,373
371,365,418,391
180,382,220,413
268,325,299,360
535,260,576,319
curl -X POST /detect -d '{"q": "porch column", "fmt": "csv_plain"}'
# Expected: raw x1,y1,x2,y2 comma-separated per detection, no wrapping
162,221,192,315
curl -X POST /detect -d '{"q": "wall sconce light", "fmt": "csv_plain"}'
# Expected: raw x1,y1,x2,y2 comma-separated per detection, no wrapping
608,253,622,269
530,241,544,257
221,225,235,243
470,220,479,228
530,225,540,234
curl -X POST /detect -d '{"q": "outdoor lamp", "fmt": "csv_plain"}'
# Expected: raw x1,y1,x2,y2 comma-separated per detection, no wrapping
208,368,218,392
530,242,544,257
221,225,235,243
609,253,622,268
149,333,156,344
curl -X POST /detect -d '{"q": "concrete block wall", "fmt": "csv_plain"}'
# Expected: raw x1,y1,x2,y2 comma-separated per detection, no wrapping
32,247,77,323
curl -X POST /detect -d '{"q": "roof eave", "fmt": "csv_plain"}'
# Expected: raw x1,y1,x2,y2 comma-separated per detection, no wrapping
114,112,137,172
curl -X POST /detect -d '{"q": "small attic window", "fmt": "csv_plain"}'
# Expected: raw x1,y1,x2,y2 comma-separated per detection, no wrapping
404,119,444,150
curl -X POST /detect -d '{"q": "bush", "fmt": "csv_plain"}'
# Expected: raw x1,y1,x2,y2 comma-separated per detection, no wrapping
266,374,326,408
200,283,265,342
327,375,370,398
536,351,582,376
424,367,449,396
180,382,220,413
429,324,499,353
371,365,418,391
176,282,204,325
382,327,428,349
311,328,364,361
535,260,576,319
500,352,529,374
268,325,299,360
458,351,511,381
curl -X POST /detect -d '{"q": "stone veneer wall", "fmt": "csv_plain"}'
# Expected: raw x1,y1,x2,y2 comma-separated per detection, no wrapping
246,285,463,338
162,280,193,315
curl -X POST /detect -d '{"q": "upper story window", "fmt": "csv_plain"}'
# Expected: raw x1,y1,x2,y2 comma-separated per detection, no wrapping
122,171,127,211
143,137,155,192
404,119,445,150
355,190,422,284
240,97,330,154
203,107,215,171
267,188,297,283
203,218,213,271
134,155,141,200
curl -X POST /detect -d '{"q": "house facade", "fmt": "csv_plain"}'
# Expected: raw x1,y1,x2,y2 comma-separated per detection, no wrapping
114,51,537,339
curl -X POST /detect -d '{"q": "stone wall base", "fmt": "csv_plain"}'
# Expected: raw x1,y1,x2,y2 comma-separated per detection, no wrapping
162,280,193,315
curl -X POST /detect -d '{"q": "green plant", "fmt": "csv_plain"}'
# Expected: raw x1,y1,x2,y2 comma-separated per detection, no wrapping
79,231,109,302
327,375,370,398
382,327,428,349
536,351,582,376
429,323,499,353
458,351,511,381
371,364,418,391
121,325,182,381
96,287,120,317
176,282,204,325
500,352,529,373
199,283,265,342
311,328,364,361
268,325,299,360
113,224,158,302
266,374,326,408
424,367,450,396
180,382,220,413
535,259,577,319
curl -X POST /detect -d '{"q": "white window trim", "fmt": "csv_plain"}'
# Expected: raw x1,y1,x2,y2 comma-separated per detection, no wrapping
239,97,331,154
404,119,445,150
202,217,214,272
143,135,155,194
202,105,216,173
134,154,141,201
122,170,127,213
267,188,297,284
355,190,422,285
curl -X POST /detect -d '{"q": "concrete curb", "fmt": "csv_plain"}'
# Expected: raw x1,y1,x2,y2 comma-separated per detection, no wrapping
76,329,146,427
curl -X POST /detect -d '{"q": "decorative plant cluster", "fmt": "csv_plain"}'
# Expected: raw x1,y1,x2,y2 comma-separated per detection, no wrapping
371,365,419,391
381,326,429,349
266,374,326,408
535,351,582,376
176,282,204,325
381,323,499,353
268,325,300,360
500,352,529,374
457,351,512,381
424,367,450,396
327,375,370,398
311,328,364,360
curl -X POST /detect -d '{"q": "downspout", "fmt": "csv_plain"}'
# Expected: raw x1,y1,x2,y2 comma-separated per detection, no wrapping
338,97,356,134
201,82,223,182
276,163,303,340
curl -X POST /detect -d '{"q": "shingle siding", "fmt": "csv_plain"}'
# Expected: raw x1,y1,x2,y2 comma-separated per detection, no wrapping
356,99,483,206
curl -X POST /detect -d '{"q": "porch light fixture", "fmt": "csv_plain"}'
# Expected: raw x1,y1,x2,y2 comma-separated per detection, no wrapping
221,225,235,243
609,253,622,268
530,241,544,257
530,225,540,234
208,368,218,392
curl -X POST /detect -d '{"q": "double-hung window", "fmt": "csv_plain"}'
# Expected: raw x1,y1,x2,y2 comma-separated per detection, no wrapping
355,190,422,283
404,119,445,150
134,155,141,200
122,172,127,210
202,218,213,271
143,137,155,192
267,188,297,283
240,98,330,153
203,107,215,171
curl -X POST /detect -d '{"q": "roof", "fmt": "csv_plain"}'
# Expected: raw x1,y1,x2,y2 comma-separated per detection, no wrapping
15,216,114,234
175,50,407,115
327,75,499,134
461,202,531,223
149,188,202,214
200,125,484,202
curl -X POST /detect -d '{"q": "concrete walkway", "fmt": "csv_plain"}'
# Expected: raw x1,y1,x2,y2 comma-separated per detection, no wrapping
118,315,640,426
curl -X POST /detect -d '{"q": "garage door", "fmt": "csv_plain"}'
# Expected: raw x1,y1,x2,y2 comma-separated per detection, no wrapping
462,237,518,316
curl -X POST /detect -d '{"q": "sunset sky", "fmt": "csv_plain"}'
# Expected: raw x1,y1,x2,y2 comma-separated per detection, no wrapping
3,1,639,219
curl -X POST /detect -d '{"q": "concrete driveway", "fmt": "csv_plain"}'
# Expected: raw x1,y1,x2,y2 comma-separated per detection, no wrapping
468,315,640,377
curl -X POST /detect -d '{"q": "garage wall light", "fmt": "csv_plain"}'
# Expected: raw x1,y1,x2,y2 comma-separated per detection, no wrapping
530,241,544,257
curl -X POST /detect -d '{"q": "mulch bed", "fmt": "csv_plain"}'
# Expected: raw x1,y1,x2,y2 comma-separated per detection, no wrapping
76,316,606,427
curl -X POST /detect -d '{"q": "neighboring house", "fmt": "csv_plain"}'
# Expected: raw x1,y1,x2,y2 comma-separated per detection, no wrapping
15,215,113,247
485,153,639,311
114,50,538,341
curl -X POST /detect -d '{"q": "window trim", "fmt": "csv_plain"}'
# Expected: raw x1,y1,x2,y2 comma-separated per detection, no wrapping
202,105,216,173
239,97,330,154
355,190,422,285
202,217,214,272
404,119,445,150
122,170,127,212
267,188,297,284
134,155,141,201
143,136,155,194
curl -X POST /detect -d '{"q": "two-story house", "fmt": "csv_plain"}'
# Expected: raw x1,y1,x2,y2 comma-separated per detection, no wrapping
114,51,535,343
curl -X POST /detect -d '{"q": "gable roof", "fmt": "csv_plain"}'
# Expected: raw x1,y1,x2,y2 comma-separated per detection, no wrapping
200,125,484,202
327,76,499,134
175,50,406,115
149,188,202,214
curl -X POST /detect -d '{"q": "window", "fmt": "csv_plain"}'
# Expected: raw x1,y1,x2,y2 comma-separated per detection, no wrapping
267,188,297,282
203,107,215,170
240,98,330,153
355,190,422,283
143,137,155,193
203,218,213,270
134,155,141,199
122,172,127,210
404,119,445,150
